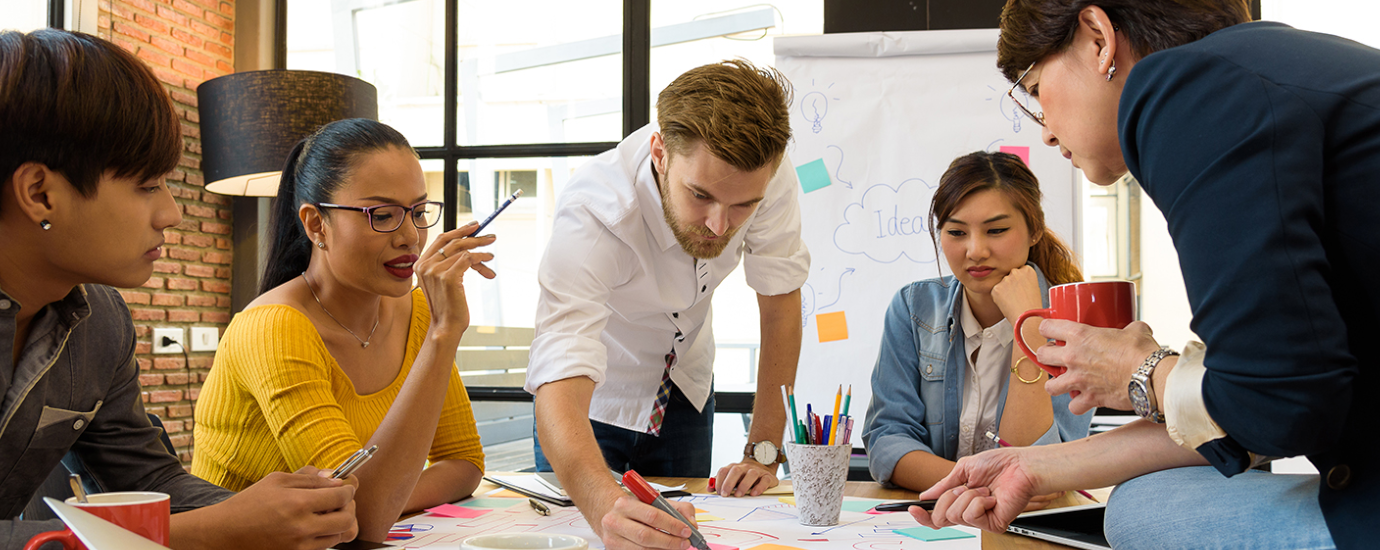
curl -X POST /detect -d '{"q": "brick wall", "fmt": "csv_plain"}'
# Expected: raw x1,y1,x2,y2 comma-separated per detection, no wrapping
96,0,235,467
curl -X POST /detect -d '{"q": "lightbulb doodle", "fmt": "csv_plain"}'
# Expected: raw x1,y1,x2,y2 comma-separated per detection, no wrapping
799,80,841,134
986,84,1039,134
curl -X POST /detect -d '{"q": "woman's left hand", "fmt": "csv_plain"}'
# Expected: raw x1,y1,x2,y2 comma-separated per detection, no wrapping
992,266,1044,326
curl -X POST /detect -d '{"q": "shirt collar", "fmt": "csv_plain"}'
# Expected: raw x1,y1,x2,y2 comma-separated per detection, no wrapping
958,290,1013,348
633,126,680,252
0,284,90,325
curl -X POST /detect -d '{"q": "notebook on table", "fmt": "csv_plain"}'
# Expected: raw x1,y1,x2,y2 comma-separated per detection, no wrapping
1005,502,1111,550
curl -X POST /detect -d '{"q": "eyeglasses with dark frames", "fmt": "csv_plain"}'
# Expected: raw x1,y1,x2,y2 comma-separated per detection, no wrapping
1008,62,1045,128
315,201,445,233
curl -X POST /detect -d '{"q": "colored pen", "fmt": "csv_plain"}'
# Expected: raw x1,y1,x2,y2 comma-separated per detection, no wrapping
780,385,797,444
786,385,803,445
473,188,523,235
823,415,832,446
331,445,377,479
986,431,1096,501
623,470,710,550
829,385,842,445
842,384,852,417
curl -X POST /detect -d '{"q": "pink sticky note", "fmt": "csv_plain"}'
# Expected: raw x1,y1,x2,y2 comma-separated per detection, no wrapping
708,544,739,550
425,503,490,518
1000,145,1030,166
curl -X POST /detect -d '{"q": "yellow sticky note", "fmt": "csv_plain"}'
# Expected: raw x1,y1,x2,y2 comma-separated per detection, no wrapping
816,311,848,342
476,325,497,334
761,484,792,495
696,512,725,522
777,496,796,505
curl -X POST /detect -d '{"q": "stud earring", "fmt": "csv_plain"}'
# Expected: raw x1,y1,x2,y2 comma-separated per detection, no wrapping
1106,61,1117,82
39,220,52,231
316,241,326,249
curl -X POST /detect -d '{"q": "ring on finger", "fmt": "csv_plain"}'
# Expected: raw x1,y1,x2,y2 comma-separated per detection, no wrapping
440,247,449,258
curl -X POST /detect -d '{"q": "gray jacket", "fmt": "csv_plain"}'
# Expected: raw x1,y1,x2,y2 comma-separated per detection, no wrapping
0,285,231,549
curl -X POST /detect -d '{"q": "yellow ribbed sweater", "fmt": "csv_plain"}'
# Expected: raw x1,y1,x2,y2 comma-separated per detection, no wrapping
192,288,484,491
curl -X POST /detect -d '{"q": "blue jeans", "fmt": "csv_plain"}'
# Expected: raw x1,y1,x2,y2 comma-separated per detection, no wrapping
534,382,715,477
1105,466,1334,549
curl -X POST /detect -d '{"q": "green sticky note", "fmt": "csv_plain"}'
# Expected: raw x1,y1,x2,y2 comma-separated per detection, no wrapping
840,499,887,512
460,498,523,509
796,159,831,193
895,526,975,542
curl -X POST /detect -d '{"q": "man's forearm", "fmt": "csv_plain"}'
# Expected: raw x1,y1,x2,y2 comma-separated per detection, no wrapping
533,377,625,535
1027,418,1208,493
747,290,803,449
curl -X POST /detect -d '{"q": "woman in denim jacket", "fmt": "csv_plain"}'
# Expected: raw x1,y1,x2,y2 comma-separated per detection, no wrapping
862,151,1093,496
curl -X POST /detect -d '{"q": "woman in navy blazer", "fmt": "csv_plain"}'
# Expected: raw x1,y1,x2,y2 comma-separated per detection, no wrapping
907,2,1377,549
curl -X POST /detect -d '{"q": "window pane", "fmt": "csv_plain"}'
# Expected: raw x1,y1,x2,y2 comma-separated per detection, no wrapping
649,1,823,118
455,1,623,146
288,0,447,147
4,0,49,32
455,156,595,329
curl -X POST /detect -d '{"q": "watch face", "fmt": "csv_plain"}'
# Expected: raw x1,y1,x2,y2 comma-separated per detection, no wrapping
753,441,778,464
1129,380,1151,417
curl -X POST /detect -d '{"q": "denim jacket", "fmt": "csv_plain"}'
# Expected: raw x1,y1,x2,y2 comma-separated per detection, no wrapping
861,264,1093,487
0,285,231,548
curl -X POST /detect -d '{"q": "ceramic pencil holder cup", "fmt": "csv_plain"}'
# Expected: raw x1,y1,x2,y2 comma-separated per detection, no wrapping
784,442,850,526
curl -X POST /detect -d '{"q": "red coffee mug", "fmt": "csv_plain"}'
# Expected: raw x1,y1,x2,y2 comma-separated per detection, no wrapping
25,492,170,550
1014,280,1136,377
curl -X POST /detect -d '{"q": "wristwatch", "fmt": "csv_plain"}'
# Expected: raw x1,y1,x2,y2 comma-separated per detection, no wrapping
1129,346,1180,423
744,441,786,466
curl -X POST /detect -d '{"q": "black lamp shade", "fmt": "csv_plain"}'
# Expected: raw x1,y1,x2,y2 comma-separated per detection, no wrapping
198,70,378,196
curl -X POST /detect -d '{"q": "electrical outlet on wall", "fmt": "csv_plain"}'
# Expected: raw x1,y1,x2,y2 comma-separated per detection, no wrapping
191,327,219,352
153,328,185,354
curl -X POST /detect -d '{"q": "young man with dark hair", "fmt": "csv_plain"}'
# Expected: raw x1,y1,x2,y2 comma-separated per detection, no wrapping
0,29,358,550
527,60,808,550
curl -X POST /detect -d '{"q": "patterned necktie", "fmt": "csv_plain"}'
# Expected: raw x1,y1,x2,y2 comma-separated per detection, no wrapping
646,349,676,436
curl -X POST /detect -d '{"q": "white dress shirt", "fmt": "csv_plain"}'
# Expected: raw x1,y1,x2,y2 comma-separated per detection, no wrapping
955,292,1013,458
525,123,810,433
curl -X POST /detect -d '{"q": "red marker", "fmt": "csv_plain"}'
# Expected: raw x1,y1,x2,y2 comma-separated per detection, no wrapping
622,470,710,550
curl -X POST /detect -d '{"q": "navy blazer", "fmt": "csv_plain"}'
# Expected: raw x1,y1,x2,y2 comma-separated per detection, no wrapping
1120,21,1379,549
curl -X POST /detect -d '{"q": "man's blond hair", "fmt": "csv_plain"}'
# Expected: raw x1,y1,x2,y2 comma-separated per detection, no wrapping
656,59,793,172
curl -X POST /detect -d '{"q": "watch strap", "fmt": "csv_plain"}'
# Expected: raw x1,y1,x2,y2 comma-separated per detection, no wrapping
1133,346,1179,423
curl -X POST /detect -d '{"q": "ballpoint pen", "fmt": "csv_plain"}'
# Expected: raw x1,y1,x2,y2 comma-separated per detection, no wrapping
529,498,550,516
623,470,710,550
986,431,1096,501
331,445,378,479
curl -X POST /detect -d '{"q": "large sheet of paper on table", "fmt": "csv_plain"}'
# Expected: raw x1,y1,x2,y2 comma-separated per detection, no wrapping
774,29,1080,445
385,493,978,549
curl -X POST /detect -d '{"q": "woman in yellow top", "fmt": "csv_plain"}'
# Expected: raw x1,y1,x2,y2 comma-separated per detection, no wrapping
192,118,494,541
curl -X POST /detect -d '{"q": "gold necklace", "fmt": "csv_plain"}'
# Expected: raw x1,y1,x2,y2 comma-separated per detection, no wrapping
303,272,380,348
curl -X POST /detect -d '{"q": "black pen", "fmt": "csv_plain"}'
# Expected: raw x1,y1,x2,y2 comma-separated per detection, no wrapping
873,500,938,512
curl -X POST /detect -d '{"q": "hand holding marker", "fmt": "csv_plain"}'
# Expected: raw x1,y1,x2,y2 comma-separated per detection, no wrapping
622,470,710,550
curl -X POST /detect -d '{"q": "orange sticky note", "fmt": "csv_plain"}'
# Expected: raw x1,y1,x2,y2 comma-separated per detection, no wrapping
816,311,848,343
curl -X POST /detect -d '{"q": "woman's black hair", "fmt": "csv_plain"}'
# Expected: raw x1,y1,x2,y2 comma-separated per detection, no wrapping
259,118,412,295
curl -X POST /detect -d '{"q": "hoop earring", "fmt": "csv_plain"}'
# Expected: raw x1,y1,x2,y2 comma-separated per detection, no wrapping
1106,61,1117,82
39,220,52,231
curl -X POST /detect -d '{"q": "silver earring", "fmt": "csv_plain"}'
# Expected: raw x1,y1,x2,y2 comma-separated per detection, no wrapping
316,241,326,249
1106,61,1117,82
39,220,51,231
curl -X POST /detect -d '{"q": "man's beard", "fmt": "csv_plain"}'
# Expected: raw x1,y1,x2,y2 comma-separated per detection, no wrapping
658,170,738,259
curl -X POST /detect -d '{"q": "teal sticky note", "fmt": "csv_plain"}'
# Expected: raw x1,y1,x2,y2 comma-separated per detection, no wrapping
895,526,976,542
840,499,887,512
460,498,523,509
796,159,831,193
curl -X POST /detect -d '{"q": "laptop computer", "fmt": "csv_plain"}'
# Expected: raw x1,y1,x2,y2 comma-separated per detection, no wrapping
43,498,170,550
1005,502,1111,550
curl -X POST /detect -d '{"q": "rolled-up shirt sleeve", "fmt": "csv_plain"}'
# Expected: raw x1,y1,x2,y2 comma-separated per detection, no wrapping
1121,49,1357,476
525,202,632,394
742,155,810,297
863,289,935,487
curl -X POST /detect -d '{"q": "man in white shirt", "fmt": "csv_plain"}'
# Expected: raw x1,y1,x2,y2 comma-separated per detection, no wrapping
526,60,809,550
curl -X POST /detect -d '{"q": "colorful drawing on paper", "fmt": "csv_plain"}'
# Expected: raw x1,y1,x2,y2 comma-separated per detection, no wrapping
384,495,979,549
